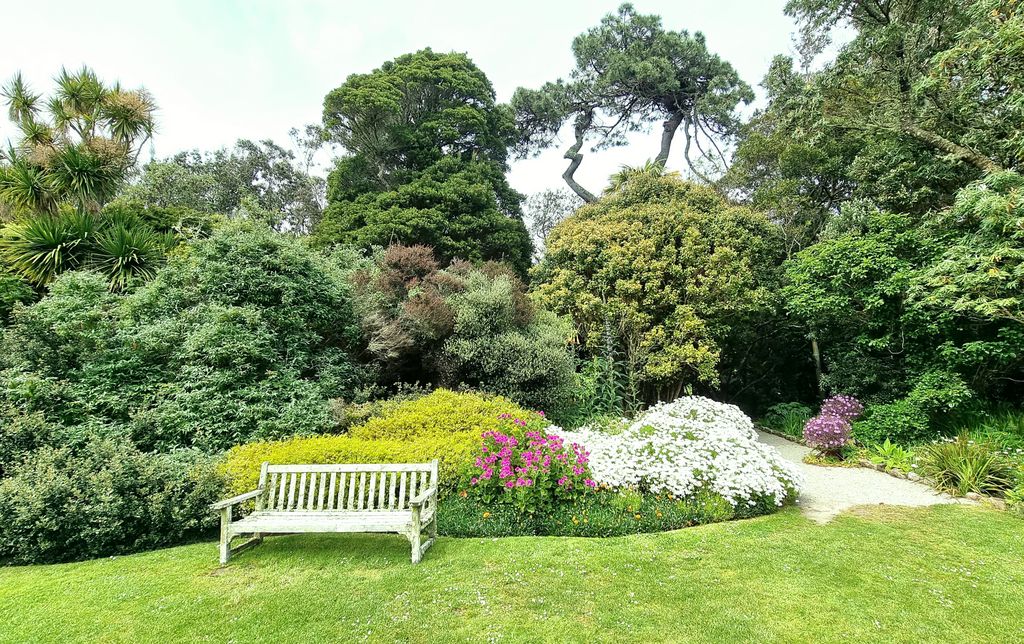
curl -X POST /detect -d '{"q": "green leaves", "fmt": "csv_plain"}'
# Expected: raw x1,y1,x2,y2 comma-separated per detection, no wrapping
0,208,170,290
0,66,156,217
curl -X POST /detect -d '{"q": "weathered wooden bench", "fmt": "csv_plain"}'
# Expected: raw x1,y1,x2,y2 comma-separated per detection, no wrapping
212,460,438,565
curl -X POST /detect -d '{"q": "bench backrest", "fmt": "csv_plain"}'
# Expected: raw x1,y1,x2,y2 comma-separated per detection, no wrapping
256,462,438,512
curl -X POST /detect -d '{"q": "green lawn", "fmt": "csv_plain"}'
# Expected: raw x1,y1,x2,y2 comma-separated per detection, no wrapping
2,505,1021,643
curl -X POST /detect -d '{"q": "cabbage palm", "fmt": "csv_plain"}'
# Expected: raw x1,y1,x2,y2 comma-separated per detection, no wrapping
0,210,95,285
0,66,156,217
605,160,680,194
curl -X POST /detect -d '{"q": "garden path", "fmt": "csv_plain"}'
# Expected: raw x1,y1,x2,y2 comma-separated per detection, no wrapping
757,431,963,523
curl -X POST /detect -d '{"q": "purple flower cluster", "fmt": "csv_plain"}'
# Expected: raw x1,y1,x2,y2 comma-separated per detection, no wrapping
466,415,596,512
803,415,851,454
819,395,864,422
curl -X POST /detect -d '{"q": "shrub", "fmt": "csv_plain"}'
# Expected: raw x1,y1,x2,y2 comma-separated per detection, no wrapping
222,389,535,494
803,415,852,456
556,396,801,508
760,402,813,438
0,438,223,564
222,433,473,497
853,399,932,445
442,273,577,420
1007,483,1024,517
438,488,737,538
0,222,367,453
819,395,864,422
0,271,34,323
464,415,595,514
917,436,1017,497
864,439,916,472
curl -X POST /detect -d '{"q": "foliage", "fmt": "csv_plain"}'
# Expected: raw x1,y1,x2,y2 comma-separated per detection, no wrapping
513,3,753,199
864,439,916,472
440,488,737,538
557,397,802,507
0,202,188,289
349,245,576,418
0,437,223,564
317,49,531,273
523,188,581,257
803,415,851,456
441,271,577,418
914,172,1024,326
0,270,34,322
464,416,595,514
534,174,787,407
118,139,326,233
760,402,813,438
0,66,156,218
917,435,1017,496
222,390,536,494
0,222,365,453
316,157,532,275
783,177,1024,437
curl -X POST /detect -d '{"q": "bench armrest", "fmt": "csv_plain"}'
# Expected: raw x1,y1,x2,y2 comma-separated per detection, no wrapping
409,486,437,508
211,488,263,510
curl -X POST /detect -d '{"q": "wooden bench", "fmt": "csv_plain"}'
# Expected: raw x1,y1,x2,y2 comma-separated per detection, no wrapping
212,460,438,565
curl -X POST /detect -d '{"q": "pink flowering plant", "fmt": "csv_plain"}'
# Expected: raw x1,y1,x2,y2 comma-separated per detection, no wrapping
465,412,597,513
819,395,864,422
803,414,852,456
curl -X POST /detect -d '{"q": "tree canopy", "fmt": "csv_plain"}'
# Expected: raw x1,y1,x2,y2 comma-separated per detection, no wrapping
513,3,753,201
315,49,532,274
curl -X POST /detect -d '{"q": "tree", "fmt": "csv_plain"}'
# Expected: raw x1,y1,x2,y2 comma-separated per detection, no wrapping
523,188,581,257
316,49,533,274
785,0,1019,175
534,174,786,408
513,4,753,202
0,67,156,218
119,139,325,233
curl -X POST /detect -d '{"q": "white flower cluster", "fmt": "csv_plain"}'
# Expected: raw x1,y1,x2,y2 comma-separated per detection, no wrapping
554,396,803,507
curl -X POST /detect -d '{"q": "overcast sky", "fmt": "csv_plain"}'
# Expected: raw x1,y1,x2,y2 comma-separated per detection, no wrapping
1,0,800,197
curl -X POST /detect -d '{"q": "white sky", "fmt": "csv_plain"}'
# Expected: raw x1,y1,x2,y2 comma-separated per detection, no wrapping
0,0,800,197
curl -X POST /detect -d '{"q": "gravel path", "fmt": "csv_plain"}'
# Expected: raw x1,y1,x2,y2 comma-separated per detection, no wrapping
757,430,962,523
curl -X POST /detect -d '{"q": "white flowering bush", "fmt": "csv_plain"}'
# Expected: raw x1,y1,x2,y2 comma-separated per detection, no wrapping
554,396,802,508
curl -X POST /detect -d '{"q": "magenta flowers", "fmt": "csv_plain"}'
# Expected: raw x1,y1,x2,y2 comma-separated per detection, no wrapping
466,414,595,512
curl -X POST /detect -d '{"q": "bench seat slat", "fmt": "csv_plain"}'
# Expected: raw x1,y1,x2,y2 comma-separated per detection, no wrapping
230,510,417,535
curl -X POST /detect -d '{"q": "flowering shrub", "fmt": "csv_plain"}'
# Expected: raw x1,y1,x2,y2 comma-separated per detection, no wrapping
465,413,596,513
819,395,864,422
555,397,801,508
803,415,852,456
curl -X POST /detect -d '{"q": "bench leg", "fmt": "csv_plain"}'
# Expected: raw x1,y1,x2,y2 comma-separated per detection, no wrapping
410,507,423,564
219,507,232,565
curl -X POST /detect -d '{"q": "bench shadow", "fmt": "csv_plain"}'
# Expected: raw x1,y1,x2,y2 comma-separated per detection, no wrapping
221,532,421,568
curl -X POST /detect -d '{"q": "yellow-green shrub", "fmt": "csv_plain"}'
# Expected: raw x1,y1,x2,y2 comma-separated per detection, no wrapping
348,389,532,441
222,389,536,494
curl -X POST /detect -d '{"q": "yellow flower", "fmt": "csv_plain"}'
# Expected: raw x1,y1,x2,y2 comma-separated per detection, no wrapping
482,512,491,519
634,514,641,520
656,511,663,518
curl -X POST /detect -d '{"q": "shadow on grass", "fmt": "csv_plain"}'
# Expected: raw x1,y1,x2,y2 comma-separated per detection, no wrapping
222,532,421,568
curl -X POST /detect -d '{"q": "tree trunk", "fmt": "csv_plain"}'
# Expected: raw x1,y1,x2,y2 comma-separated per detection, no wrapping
811,334,823,396
562,112,598,203
654,112,684,166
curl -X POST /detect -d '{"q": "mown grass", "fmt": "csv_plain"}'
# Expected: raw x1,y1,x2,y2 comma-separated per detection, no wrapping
1,505,1022,643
